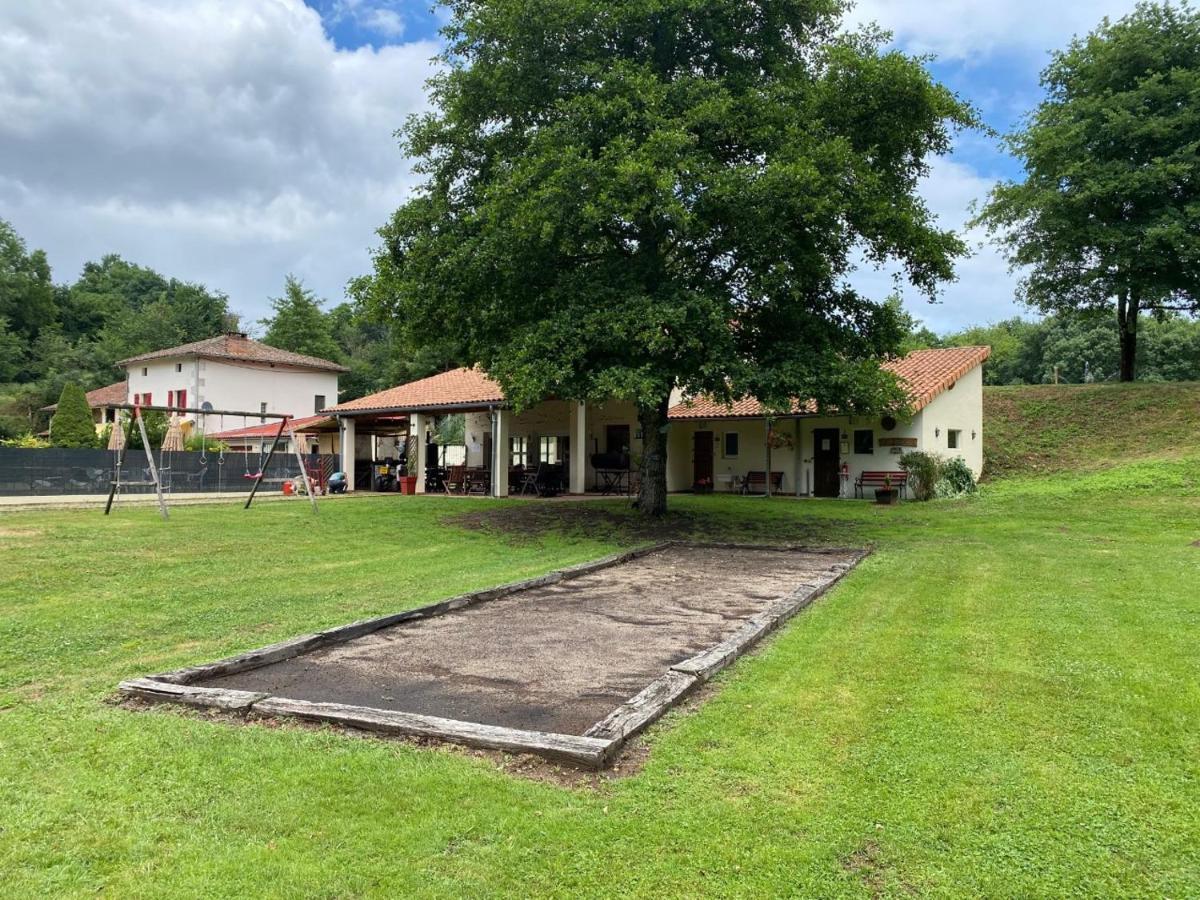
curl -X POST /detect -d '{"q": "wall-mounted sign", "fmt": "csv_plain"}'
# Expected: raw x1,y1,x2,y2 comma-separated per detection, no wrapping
879,437,918,448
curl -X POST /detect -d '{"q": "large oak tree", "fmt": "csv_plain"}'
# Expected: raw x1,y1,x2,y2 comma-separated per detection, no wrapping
975,2,1200,382
358,0,974,514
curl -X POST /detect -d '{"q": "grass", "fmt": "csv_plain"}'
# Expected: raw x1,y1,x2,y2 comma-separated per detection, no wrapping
983,381,1200,479
1,463,1199,897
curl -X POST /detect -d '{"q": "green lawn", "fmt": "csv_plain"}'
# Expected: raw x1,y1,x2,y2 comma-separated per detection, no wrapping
2,461,1198,897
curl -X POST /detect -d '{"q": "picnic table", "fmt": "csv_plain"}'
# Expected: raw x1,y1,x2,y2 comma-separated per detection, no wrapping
595,467,631,496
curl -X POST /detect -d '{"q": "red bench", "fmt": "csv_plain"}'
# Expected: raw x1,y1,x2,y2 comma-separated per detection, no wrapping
741,470,785,494
854,470,908,499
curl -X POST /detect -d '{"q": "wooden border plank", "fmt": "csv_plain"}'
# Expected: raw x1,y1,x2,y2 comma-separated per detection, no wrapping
583,670,699,745
252,697,613,768
119,677,267,711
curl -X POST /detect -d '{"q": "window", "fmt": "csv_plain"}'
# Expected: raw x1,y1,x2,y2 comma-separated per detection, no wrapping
260,401,268,423
177,389,186,410
314,394,326,413
854,429,874,454
175,363,183,373
132,393,140,406
142,392,151,407
723,432,739,458
539,435,560,464
141,367,148,376
510,435,527,467
947,429,961,450
167,390,174,409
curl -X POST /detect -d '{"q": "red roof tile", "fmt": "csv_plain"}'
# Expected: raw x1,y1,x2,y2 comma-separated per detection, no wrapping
326,367,505,413
117,333,347,373
667,346,991,419
207,414,336,440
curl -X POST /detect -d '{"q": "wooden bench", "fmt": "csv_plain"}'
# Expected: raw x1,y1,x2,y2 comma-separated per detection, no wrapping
741,470,785,494
854,470,908,498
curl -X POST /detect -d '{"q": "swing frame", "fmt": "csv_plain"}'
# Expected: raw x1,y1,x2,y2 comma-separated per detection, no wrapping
103,403,318,518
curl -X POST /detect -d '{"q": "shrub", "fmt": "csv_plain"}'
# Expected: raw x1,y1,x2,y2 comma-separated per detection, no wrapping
935,457,977,498
899,451,943,501
124,410,168,450
49,383,98,448
0,432,51,448
0,414,27,440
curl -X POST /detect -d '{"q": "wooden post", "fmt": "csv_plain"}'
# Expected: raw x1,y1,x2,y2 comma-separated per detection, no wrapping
244,418,288,510
286,417,319,513
135,407,169,520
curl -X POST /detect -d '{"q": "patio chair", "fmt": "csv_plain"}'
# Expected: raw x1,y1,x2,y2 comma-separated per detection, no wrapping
465,467,491,495
519,464,542,496
443,464,467,494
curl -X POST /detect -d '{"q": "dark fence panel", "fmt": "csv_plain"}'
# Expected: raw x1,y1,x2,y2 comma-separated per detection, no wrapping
0,448,338,497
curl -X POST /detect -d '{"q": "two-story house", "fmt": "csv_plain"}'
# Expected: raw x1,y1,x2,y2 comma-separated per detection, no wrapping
118,332,346,436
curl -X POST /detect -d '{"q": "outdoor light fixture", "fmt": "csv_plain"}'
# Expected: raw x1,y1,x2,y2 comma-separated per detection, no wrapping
935,427,941,437
972,430,977,440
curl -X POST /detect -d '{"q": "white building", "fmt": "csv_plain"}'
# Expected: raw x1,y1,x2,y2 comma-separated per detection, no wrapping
117,332,346,435
325,347,990,495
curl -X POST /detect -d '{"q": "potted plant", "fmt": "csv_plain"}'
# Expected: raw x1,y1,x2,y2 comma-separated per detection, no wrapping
875,474,899,505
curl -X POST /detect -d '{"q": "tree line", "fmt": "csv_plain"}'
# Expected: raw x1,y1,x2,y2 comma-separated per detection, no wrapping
909,311,1200,386
0,217,455,440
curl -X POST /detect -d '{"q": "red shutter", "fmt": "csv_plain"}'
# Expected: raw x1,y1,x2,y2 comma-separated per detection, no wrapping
167,390,174,409
178,389,187,410
133,393,140,406
143,393,151,407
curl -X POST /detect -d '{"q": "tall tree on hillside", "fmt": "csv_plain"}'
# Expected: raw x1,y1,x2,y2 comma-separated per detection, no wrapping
975,2,1200,382
355,0,975,514
260,275,341,362
49,382,97,448
0,218,56,343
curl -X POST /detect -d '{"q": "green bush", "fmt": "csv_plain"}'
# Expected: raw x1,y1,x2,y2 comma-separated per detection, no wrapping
49,383,98,448
124,410,168,451
935,457,978,498
0,432,51,448
900,451,943,501
0,414,27,440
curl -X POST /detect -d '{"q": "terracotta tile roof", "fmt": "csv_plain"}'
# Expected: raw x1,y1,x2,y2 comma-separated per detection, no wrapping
667,346,991,420
117,333,348,373
208,415,336,440
325,367,505,413
41,380,128,411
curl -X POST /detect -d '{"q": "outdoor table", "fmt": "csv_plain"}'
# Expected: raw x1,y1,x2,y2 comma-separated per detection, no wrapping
596,468,630,495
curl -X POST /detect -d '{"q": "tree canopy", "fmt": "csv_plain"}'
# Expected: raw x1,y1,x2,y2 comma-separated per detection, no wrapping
356,0,976,513
260,275,342,363
975,1,1200,381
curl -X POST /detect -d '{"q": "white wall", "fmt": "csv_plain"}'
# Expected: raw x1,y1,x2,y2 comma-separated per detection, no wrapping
915,362,985,477
125,355,339,434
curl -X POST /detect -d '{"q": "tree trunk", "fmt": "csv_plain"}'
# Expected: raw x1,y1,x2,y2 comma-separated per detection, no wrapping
1117,291,1139,382
634,393,671,516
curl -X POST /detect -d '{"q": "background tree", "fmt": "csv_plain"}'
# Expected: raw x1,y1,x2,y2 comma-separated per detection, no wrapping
975,2,1200,381
0,220,56,345
260,275,341,362
49,383,97,448
357,0,975,514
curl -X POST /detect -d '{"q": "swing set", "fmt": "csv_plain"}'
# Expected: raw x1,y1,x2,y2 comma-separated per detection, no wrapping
104,402,318,520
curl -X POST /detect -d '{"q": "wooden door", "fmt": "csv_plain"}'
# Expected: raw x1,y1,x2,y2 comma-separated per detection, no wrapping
813,428,840,498
605,424,630,455
693,430,714,487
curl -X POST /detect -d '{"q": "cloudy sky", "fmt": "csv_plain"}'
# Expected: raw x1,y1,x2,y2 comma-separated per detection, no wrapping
0,0,1141,333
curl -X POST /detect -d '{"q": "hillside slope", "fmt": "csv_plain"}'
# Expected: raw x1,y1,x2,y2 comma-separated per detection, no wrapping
983,382,1200,479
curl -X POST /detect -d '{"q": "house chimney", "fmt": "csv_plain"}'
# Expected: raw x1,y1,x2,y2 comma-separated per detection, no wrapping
226,330,248,340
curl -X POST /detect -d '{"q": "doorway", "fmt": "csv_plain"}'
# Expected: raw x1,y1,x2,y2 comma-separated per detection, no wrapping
693,430,714,487
813,427,841,498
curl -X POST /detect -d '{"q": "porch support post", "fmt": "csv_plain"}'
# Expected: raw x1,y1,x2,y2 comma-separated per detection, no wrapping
340,416,356,492
412,412,426,493
569,401,586,494
492,407,510,497
764,417,773,498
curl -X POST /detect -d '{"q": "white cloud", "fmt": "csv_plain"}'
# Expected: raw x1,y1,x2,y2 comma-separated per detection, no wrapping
0,0,437,320
850,158,1026,332
849,0,1138,60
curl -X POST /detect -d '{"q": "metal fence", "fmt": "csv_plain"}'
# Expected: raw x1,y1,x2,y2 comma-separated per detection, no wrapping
0,448,337,497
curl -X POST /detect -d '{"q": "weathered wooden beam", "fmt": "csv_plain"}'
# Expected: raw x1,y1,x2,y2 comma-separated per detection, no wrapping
253,697,614,768
118,677,267,711
155,633,325,683
584,670,699,745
